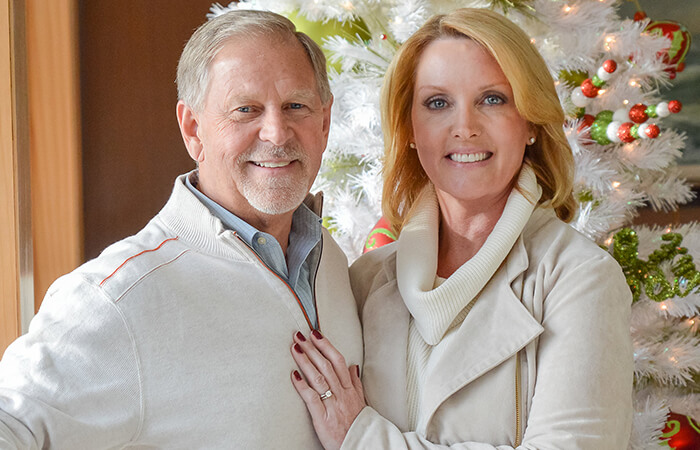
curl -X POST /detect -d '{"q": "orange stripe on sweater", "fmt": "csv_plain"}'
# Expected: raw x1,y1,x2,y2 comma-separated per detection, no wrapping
100,237,179,286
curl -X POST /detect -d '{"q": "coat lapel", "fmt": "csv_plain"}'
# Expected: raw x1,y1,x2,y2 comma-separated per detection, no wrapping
420,238,544,430
361,269,412,431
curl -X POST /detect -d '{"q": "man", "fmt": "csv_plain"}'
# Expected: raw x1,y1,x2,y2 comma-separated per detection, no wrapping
0,10,362,449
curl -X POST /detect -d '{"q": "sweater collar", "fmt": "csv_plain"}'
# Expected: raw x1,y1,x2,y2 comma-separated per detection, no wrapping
396,165,542,345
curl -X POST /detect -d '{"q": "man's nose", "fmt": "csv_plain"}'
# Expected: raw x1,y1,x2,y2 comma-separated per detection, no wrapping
258,110,293,146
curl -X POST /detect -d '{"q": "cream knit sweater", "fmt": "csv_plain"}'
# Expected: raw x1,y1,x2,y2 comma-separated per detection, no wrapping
399,166,541,429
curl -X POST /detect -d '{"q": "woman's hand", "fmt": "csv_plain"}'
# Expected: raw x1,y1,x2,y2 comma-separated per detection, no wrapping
290,330,366,450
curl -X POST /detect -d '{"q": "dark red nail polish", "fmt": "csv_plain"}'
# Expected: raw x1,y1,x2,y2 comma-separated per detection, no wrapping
295,331,306,342
312,330,323,340
293,370,302,381
294,343,304,354
355,365,360,377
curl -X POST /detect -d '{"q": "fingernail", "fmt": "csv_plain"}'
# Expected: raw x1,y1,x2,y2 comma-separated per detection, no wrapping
312,330,323,340
293,370,302,381
295,331,306,342
293,343,304,354
355,365,360,377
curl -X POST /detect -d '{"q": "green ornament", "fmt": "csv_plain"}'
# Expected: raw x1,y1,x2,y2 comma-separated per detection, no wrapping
591,74,605,87
631,124,639,139
590,120,611,145
595,110,614,122
646,104,658,118
611,228,700,302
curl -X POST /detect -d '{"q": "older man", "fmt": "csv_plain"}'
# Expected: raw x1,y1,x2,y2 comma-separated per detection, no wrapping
0,10,362,449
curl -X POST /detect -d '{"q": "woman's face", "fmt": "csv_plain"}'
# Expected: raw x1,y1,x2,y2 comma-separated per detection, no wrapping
411,37,531,211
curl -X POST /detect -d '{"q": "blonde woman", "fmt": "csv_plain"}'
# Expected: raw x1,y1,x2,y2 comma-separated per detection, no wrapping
290,8,633,449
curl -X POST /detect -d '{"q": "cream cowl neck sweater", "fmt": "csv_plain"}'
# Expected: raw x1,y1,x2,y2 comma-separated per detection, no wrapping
396,165,542,428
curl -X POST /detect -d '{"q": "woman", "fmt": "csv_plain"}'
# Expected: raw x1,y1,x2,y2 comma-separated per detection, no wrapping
290,8,633,449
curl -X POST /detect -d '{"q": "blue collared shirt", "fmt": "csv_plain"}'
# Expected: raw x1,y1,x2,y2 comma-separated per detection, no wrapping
185,174,322,329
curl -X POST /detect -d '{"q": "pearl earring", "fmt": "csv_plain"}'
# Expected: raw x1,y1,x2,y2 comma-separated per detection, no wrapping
409,142,416,149
528,137,536,145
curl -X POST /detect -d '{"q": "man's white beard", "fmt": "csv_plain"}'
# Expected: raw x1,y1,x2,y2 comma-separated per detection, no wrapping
237,145,310,215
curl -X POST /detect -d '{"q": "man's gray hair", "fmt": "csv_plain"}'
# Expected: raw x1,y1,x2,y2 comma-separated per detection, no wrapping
176,9,332,112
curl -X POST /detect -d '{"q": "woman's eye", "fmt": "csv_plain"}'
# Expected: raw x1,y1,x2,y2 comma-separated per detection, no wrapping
427,98,448,110
483,95,505,105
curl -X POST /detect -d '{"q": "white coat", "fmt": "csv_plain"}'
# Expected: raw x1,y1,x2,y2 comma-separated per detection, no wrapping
346,196,633,449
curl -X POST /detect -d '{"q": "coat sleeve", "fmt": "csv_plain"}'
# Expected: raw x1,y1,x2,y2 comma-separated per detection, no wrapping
342,253,634,450
0,275,143,449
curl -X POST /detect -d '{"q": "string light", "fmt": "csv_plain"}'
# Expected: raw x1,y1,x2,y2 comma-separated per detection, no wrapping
660,303,668,310
604,35,616,51
598,89,606,95
623,99,630,105
612,181,621,188
563,5,573,13
341,1,354,11
530,38,536,44
629,79,639,88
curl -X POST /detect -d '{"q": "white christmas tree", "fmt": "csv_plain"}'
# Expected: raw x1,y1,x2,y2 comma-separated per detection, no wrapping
211,1,700,447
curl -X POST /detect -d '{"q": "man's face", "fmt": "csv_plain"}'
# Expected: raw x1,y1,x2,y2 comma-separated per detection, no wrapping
184,36,331,220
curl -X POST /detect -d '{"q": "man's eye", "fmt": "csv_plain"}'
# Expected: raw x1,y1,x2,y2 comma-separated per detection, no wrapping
236,106,251,113
289,103,305,110
426,98,448,110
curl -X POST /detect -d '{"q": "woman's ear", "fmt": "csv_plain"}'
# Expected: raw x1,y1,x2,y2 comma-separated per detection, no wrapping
176,101,205,162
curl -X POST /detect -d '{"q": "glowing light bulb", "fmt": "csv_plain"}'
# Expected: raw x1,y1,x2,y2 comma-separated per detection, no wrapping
530,38,536,44
598,89,606,95
341,1,354,11
623,99,630,105
563,5,572,12
660,304,668,310
629,80,638,87
612,181,621,188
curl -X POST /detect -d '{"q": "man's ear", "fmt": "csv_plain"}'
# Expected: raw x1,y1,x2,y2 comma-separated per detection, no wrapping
176,100,205,162
321,95,333,142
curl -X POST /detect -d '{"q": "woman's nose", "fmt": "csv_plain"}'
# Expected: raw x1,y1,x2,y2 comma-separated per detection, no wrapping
451,108,481,139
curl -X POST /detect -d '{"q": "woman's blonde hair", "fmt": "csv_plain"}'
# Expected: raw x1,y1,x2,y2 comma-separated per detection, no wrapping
381,8,576,234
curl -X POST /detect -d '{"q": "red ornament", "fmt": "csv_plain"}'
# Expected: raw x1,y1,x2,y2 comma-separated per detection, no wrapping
602,59,617,73
644,123,660,138
668,100,683,114
577,114,595,142
661,412,700,449
617,122,636,143
633,10,647,21
380,34,387,40
645,19,692,77
364,217,397,253
580,79,599,98
629,104,649,123
578,114,595,132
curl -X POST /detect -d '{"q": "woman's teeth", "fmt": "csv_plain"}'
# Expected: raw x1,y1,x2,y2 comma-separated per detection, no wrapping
449,152,490,163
